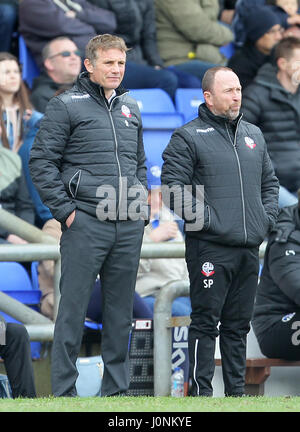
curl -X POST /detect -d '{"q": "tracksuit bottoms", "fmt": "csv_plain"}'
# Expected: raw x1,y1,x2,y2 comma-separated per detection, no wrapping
185,236,259,396
51,209,145,397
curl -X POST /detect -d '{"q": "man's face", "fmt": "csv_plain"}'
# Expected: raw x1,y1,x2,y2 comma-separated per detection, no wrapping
204,70,242,121
84,48,126,96
46,39,82,83
281,47,300,86
0,59,21,95
256,24,283,55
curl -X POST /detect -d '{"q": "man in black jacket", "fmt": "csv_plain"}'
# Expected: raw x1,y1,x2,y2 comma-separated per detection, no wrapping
29,34,148,397
242,36,300,208
161,66,279,397
30,37,82,113
252,193,300,361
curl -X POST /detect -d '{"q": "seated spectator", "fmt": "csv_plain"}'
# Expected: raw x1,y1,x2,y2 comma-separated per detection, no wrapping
0,1,18,53
154,0,234,82
0,52,48,227
252,195,300,361
241,37,300,208
18,0,117,68
31,37,82,113
228,5,283,88
0,145,34,245
135,162,191,317
0,316,36,398
86,0,200,100
233,0,300,47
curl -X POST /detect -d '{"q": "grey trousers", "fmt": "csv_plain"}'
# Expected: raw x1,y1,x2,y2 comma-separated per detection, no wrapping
51,210,145,396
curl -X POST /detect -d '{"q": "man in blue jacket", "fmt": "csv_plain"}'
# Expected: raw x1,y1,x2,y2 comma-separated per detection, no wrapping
161,66,279,397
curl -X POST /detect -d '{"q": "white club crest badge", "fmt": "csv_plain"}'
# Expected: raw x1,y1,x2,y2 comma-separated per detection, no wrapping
201,262,215,277
244,136,256,149
121,104,132,118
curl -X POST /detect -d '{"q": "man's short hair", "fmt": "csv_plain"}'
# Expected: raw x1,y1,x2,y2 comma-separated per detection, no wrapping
274,36,300,63
42,36,74,62
85,34,128,65
202,66,234,92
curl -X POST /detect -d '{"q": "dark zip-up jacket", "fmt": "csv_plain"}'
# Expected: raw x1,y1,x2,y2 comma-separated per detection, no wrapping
252,205,300,342
161,103,279,248
29,72,148,224
30,73,67,114
242,62,300,193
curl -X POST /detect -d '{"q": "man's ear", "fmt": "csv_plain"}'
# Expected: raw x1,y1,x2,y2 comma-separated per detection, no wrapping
84,58,93,74
44,58,54,72
203,90,213,108
277,57,287,71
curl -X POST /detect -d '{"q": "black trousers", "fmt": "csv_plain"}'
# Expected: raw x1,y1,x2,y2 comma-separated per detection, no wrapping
0,323,36,398
51,210,144,397
258,312,300,361
185,237,259,396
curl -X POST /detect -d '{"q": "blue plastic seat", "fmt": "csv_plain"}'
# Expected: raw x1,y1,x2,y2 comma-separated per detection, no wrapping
175,88,205,123
0,262,42,359
129,88,184,129
18,34,40,88
220,42,236,59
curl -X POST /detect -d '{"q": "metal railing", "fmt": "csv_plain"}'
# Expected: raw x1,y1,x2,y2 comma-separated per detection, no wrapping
0,208,267,395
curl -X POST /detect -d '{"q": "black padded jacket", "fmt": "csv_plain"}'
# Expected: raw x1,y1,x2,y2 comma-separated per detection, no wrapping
29,72,148,223
161,103,279,248
252,204,300,343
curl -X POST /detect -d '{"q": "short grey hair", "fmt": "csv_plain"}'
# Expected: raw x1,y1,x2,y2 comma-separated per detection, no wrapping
85,34,128,65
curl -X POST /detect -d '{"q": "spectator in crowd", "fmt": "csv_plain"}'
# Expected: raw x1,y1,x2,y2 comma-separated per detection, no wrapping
0,0,18,53
233,1,300,47
18,0,117,68
161,66,279,397
228,5,283,88
252,193,300,361
86,0,200,100
29,34,148,397
0,144,34,244
0,51,47,227
135,161,191,317
154,0,234,83
0,316,36,398
242,37,300,208
30,37,82,113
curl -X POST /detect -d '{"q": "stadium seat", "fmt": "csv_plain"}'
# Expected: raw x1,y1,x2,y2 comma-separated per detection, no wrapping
175,88,204,123
220,42,236,59
129,88,184,129
18,34,40,88
0,262,42,359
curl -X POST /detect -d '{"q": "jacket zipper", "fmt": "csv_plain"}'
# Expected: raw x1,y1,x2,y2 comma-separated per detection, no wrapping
106,94,127,219
225,116,247,244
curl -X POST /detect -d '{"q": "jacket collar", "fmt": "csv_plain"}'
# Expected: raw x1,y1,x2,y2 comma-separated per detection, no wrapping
76,71,128,101
198,102,242,128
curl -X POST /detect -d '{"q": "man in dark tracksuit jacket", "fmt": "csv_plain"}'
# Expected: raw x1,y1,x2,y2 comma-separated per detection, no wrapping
161,66,279,397
29,34,148,397
252,200,300,361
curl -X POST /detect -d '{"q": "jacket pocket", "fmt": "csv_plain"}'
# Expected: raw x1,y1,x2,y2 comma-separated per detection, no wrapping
68,170,82,199
203,205,211,231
